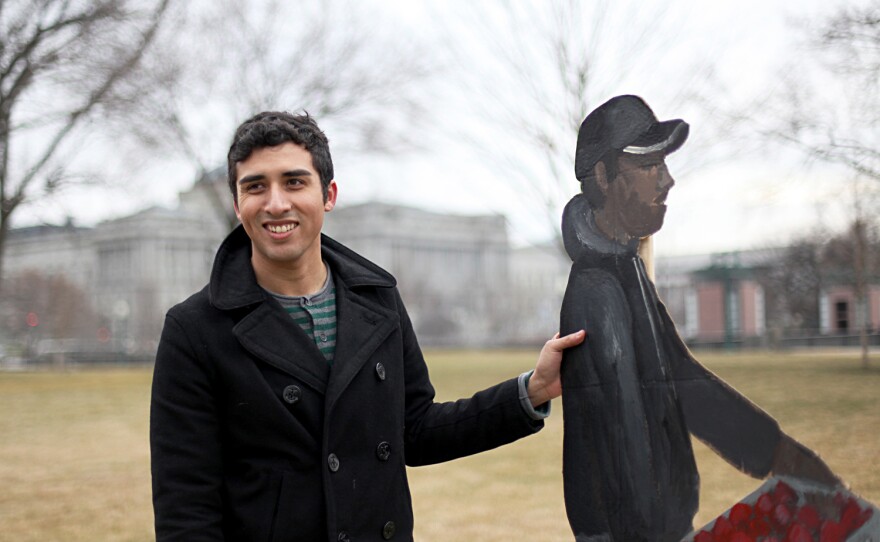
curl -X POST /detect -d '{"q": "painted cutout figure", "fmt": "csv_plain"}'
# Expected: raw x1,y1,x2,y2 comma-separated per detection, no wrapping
559,95,841,542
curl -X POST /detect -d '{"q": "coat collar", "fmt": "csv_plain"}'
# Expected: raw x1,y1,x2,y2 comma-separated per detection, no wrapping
208,225,399,399
561,193,640,263
208,225,396,311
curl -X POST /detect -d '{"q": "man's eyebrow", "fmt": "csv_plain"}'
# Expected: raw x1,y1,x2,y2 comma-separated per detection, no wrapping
281,169,313,178
238,174,265,185
237,169,312,185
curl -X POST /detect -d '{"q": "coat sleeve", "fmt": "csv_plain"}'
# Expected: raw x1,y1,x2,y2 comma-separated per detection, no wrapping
151,311,225,541
659,299,782,478
392,291,544,466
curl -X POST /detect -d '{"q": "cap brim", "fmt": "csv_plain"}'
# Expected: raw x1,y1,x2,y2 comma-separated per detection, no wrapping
622,119,689,156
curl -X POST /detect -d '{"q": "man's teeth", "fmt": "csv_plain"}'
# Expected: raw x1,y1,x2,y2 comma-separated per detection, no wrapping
268,224,295,233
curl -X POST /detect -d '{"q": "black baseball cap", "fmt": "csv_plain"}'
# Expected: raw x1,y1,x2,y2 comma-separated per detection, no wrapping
574,95,689,181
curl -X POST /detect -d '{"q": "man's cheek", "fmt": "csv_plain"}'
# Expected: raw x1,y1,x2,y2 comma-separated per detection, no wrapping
625,192,654,229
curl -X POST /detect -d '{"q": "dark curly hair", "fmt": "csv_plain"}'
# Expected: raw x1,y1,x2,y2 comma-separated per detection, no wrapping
227,111,334,203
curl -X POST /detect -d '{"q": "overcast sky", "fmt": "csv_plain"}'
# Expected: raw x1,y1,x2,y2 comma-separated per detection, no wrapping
336,0,870,255
17,0,872,257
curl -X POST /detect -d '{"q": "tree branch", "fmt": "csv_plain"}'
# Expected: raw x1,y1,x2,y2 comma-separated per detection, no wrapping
16,0,171,195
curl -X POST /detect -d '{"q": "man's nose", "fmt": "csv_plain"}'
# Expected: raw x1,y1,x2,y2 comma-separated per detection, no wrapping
659,168,675,190
265,184,291,214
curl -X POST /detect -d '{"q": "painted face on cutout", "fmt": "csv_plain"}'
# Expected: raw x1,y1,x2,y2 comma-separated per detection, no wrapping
601,151,675,241
233,142,337,274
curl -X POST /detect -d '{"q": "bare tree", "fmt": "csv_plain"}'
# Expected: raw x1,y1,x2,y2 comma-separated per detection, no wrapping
428,0,711,250
760,2,879,367
760,240,825,339
757,4,880,182
800,5,879,368
121,0,435,230
0,0,173,287
759,213,880,362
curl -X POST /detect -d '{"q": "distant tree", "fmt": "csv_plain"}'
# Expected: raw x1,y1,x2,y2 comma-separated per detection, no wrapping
430,0,712,250
762,241,825,336
819,219,880,350
0,270,102,360
773,2,880,182
121,0,435,230
760,221,880,352
0,0,173,287
782,2,880,367
721,2,880,365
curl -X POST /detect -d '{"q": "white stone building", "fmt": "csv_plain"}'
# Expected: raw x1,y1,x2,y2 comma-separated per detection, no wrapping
3,174,550,355
3,204,225,358
323,202,511,347
505,242,570,345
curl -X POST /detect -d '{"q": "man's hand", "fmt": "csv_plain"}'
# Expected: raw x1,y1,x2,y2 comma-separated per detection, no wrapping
771,433,844,489
528,330,586,408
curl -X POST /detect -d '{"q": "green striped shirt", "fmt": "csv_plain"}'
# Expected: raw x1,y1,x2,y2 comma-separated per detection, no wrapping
267,264,337,364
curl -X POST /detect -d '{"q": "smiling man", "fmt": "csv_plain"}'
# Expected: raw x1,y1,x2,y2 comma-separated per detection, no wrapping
150,111,584,542
559,95,840,542
234,142,337,297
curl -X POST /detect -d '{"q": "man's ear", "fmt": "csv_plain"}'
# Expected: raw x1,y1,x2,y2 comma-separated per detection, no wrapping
594,161,609,194
233,198,241,221
324,180,338,212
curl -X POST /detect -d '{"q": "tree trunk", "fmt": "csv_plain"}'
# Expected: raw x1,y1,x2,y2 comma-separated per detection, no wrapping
0,208,9,294
853,219,870,369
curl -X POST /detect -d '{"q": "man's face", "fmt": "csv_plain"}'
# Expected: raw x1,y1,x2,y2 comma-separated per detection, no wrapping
603,152,675,240
233,142,337,273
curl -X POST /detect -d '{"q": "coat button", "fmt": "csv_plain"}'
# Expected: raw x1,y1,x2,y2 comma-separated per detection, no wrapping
382,520,396,539
282,385,301,404
376,441,391,461
375,362,386,381
328,453,340,473
337,531,350,542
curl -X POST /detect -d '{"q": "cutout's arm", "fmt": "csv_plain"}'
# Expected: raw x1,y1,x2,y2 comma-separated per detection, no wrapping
660,301,840,486
771,433,843,487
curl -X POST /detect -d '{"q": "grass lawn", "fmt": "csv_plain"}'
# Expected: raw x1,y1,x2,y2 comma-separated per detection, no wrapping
0,350,877,541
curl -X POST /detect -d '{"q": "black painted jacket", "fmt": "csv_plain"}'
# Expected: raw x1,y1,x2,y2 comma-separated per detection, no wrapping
559,194,781,542
151,225,543,542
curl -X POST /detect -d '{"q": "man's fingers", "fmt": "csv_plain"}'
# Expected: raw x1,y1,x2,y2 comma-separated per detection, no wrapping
549,329,586,350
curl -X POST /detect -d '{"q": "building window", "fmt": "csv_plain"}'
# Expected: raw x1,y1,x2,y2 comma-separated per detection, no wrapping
835,301,849,333
727,286,741,336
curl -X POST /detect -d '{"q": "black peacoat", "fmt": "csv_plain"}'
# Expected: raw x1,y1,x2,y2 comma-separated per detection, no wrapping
150,225,543,542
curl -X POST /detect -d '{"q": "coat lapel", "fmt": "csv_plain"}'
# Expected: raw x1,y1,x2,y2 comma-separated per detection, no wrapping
209,227,399,403
325,277,397,411
233,301,330,394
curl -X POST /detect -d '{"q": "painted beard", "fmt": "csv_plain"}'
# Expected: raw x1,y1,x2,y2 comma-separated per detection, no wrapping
604,191,667,242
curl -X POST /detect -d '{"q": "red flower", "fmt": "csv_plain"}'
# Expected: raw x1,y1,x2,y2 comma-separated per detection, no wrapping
773,481,797,506
757,493,775,516
785,522,816,542
773,503,793,528
818,519,845,542
713,516,735,541
796,505,821,531
730,503,753,527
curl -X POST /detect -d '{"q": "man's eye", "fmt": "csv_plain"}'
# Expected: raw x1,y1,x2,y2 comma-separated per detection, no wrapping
245,183,264,192
287,179,304,187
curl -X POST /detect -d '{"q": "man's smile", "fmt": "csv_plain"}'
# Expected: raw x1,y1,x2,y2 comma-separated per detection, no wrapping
266,223,296,233
653,191,670,206
265,221,298,236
